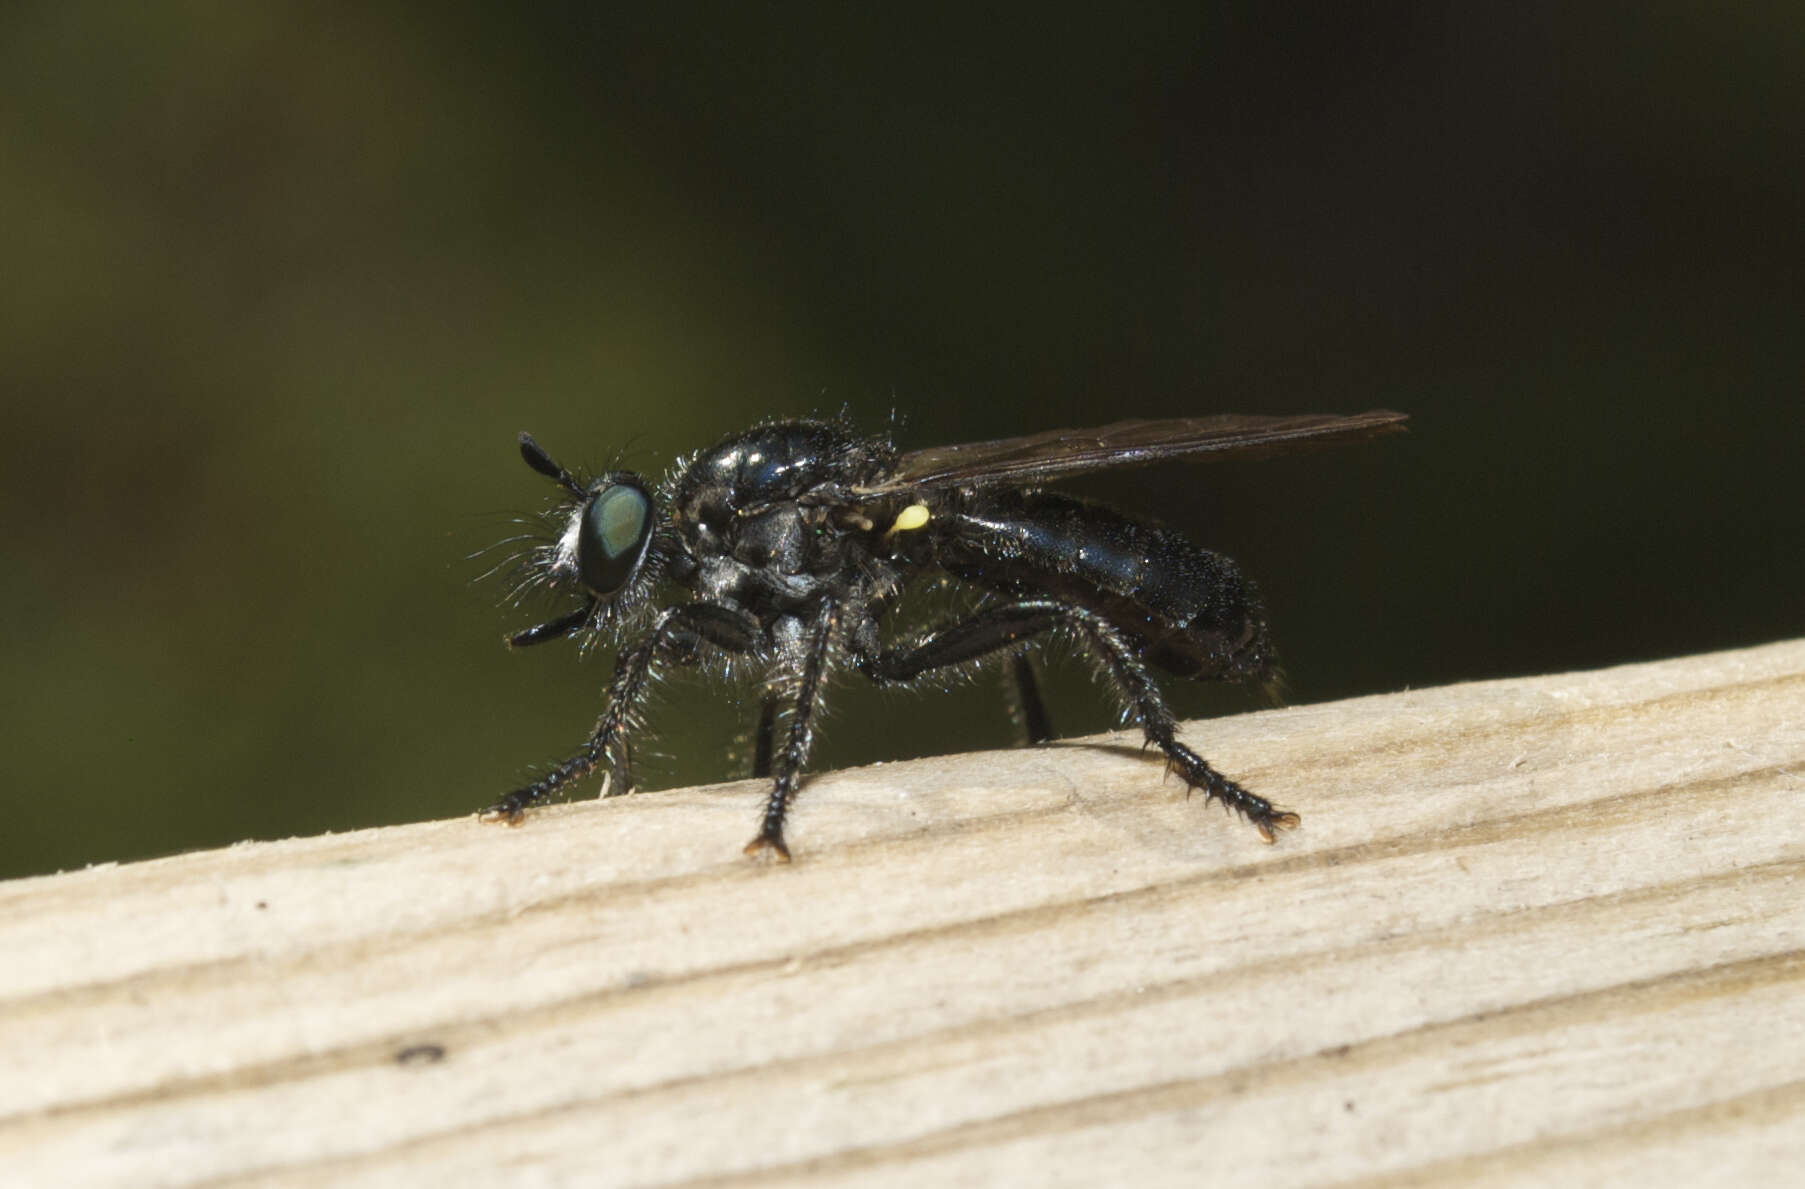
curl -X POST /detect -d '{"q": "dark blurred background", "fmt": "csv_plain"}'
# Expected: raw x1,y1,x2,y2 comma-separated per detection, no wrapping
3,4,1799,880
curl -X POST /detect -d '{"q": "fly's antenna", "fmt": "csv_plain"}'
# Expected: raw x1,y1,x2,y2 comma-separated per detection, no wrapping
518,432,587,499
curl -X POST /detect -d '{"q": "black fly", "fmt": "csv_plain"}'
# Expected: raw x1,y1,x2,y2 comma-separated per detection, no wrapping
486,411,1407,860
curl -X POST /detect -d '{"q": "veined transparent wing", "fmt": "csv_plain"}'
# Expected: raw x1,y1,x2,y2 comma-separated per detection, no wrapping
859,410,1408,493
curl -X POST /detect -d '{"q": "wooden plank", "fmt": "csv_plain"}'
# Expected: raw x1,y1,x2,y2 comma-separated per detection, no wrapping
1,638,1801,1187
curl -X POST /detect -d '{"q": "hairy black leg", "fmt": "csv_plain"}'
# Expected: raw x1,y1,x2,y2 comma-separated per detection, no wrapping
745,603,840,861
1008,651,1054,745
506,601,595,649
484,603,761,824
751,692,778,779
861,600,1297,841
607,738,636,798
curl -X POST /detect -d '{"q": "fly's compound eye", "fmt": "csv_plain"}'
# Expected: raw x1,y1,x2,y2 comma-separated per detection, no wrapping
576,479,655,596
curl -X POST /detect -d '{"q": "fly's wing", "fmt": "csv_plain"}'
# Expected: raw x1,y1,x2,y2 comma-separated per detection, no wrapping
858,410,1407,493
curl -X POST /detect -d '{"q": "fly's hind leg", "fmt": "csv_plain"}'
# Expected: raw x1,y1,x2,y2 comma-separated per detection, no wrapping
1007,651,1054,745
858,600,1297,841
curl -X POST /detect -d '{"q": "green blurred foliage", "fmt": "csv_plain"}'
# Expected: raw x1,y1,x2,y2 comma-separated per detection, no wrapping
2,4,1800,878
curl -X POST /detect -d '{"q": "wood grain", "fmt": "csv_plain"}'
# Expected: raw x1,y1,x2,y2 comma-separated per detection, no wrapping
1,638,1801,1187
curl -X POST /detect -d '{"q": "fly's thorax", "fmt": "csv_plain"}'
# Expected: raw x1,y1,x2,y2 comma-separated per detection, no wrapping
729,504,821,574
677,495,898,621
667,420,896,536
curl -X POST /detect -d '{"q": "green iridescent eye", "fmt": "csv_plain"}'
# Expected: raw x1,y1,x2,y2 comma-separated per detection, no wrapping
576,482,653,595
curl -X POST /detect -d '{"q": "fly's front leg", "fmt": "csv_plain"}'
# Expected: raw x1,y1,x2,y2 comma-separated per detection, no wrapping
860,600,1297,842
484,603,761,824
744,602,840,862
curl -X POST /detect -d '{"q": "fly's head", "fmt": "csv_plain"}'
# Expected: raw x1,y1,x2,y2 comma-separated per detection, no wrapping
505,432,667,649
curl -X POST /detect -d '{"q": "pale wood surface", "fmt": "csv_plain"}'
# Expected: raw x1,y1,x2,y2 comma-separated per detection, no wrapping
2,639,1802,1188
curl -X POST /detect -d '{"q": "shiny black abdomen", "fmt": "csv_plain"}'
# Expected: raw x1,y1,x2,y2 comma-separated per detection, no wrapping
932,490,1273,682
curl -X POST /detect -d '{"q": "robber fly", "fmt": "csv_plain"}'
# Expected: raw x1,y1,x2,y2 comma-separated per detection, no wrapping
486,410,1407,860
